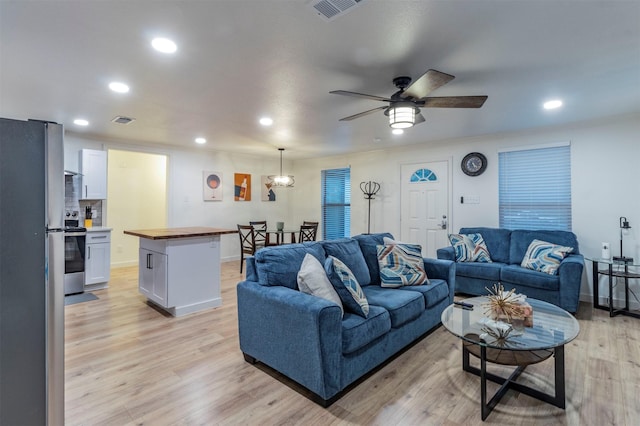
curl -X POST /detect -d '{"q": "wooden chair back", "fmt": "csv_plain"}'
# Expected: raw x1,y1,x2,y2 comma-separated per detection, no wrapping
237,224,256,273
298,224,317,243
249,220,267,248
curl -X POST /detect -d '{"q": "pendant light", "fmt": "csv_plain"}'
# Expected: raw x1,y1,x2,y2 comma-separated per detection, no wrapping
268,148,295,187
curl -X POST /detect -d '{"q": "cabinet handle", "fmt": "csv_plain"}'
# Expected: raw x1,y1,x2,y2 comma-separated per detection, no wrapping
92,235,107,239
85,185,88,198
147,253,153,269
88,246,91,259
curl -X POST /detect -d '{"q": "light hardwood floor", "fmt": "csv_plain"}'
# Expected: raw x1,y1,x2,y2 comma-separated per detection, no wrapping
65,263,640,425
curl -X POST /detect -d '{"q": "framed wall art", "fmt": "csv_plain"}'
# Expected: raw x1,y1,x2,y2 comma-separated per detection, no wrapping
234,173,251,201
203,171,223,201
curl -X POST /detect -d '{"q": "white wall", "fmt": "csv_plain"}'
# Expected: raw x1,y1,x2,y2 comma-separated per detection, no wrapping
65,113,640,303
292,113,640,303
64,134,294,263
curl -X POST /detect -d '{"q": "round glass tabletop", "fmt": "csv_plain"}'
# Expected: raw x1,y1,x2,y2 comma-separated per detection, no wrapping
441,296,580,351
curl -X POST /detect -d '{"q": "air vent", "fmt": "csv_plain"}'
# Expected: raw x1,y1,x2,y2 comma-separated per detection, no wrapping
309,0,365,21
111,116,135,125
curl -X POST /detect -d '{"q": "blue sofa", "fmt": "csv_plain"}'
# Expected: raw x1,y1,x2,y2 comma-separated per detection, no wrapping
237,233,455,406
437,227,584,313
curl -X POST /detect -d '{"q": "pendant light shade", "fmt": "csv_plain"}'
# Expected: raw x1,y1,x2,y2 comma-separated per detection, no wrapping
268,148,295,187
388,103,416,129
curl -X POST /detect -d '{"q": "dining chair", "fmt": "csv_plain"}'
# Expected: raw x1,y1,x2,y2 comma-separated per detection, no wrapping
298,224,317,243
249,220,268,248
301,221,318,241
237,224,256,273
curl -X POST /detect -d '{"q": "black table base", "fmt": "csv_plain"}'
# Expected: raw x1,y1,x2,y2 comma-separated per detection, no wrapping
462,343,565,421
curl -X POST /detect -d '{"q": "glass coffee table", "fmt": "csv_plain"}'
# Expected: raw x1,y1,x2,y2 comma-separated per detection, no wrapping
441,296,580,421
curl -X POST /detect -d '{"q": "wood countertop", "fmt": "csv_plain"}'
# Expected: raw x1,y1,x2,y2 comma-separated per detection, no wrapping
123,227,237,240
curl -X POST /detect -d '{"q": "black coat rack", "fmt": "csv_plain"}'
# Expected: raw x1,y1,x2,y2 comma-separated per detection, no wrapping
360,181,381,234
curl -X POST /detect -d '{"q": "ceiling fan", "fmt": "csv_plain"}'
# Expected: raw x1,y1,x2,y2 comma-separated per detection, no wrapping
330,69,488,129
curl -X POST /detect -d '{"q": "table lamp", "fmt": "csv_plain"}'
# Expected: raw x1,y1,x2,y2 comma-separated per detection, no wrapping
612,216,633,263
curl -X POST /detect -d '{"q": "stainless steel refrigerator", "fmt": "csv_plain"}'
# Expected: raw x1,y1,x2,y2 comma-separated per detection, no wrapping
0,118,65,425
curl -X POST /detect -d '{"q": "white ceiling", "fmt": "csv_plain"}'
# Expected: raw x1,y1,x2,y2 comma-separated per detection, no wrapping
1,0,639,160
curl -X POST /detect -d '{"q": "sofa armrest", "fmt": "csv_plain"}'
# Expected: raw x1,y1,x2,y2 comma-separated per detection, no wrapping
424,258,456,304
237,280,343,400
437,246,455,261
557,254,584,313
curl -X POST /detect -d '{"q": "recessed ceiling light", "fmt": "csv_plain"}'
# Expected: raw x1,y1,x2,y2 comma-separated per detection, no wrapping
73,119,89,126
259,117,273,126
109,82,130,93
392,128,404,135
543,99,563,110
195,137,206,144
151,37,177,54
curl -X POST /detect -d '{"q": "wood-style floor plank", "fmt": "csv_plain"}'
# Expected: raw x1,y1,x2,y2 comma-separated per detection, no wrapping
64,263,640,425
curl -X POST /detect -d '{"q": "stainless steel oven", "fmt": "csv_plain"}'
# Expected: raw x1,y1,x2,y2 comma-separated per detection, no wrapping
64,217,86,295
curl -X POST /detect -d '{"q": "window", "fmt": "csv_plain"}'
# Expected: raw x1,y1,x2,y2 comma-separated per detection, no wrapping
499,144,572,230
322,167,351,240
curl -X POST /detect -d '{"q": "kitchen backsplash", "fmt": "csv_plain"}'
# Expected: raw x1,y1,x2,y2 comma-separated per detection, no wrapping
65,175,103,226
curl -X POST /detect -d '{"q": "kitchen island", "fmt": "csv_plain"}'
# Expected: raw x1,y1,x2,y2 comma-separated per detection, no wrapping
124,227,237,316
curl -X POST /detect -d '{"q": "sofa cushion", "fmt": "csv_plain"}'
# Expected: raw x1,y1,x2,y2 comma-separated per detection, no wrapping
501,264,560,291
520,239,574,275
509,230,579,264
254,242,326,289
449,233,492,262
353,233,394,286
362,286,425,328
377,243,429,287
297,254,344,315
455,261,503,281
322,238,371,286
460,227,512,263
325,256,369,318
398,279,451,308
341,305,390,354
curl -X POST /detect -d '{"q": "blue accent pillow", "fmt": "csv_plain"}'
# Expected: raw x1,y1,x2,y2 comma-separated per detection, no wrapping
325,256,369,318
322,238,371,286
521,239,573,275
449,233,492,263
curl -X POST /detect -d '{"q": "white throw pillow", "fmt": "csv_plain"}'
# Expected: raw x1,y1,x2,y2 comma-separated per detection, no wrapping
297,253,344,315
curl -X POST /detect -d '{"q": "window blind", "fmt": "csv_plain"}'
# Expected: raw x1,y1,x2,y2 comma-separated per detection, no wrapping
499,145,572,230
321,167,351,240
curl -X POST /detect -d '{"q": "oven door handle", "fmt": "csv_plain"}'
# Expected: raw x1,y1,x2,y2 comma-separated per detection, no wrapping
65,231,87,237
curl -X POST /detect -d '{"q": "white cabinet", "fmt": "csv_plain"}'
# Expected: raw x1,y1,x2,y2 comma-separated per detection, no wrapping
79,149,107,199
139,248,168,307
136,236,221,316
85,230,111,285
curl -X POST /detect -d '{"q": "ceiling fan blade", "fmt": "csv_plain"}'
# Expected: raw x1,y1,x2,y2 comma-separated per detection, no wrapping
415,112,426,124
338,106,387,121
330,90,393,102
402,69,455,99
422,96,488,108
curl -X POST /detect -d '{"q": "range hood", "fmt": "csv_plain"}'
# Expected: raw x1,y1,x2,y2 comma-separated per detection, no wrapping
64,170,81,176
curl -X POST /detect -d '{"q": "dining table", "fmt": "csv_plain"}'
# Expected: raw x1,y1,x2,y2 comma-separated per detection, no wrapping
265,229,298,245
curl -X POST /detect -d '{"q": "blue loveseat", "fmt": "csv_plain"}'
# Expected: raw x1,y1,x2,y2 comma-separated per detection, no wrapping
237,233,455,406
437,227,584,313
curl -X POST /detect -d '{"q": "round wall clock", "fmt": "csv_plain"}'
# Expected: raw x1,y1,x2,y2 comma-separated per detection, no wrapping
461,152,487,176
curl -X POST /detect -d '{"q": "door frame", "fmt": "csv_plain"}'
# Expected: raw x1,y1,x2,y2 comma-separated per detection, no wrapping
398,157,454,250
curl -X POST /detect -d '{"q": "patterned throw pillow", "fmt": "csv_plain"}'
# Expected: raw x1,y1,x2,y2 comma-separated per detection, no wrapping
325,256,369,318
377,243,429,287
297,254,344,316
521,239,574,275
448,233,492,262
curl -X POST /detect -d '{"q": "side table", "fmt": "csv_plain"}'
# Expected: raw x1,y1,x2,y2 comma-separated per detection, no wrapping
588,257,640,318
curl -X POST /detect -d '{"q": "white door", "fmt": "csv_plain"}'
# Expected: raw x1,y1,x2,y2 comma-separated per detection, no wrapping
400,161,449,258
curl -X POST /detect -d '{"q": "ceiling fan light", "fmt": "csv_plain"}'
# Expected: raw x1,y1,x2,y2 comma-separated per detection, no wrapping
389,105,415,129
